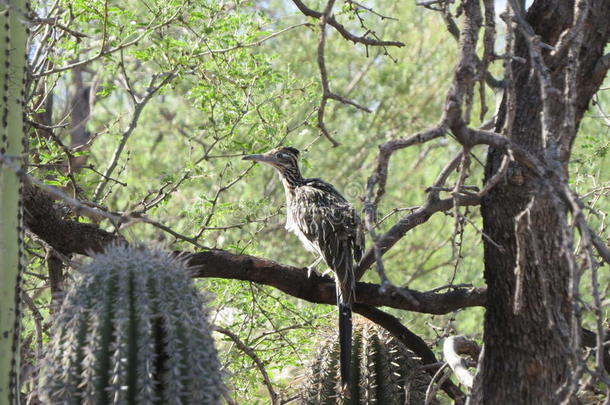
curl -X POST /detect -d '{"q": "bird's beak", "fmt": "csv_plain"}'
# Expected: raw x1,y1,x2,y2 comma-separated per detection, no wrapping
242,154,274,164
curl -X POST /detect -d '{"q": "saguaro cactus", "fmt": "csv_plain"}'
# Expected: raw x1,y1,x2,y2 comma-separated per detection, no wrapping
300,320,431,404
39,245,225,404
0,1,28,404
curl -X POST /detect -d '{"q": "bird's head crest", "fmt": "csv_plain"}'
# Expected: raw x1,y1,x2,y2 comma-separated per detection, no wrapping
280,146,300,158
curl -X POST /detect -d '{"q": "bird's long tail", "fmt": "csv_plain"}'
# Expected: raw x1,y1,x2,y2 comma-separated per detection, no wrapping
338,302,352,390
335,244,355,392
327,240,356,392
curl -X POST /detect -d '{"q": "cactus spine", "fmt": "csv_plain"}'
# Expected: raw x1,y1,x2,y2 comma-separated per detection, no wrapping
300,320,431,404
0,0,27,404
39,245,225,405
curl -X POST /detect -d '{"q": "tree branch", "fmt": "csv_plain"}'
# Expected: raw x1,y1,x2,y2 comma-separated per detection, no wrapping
21,182,486,315
356,194,480,279
188,250,486,314
22,183,119,255
92,71,177,202
291,0,405,47
443,335,481,389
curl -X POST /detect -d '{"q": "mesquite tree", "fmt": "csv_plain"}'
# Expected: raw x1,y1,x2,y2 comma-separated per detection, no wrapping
8,0,610,403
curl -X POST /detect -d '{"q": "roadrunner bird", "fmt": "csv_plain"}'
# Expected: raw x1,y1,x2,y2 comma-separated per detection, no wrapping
243,147,365,390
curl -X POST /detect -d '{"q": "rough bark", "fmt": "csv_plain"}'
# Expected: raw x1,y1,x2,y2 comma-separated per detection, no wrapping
480,1,610,403
23,185,116,255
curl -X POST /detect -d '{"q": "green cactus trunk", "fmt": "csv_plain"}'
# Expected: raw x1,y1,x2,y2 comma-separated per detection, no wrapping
0,1,27,404
39,246,225,405
300,320,431,404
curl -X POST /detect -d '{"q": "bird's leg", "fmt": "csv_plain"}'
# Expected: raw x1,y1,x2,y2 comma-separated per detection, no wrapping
307,256,323,278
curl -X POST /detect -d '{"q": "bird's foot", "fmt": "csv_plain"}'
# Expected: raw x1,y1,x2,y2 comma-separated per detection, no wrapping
320,268,333,277
306,257,324,278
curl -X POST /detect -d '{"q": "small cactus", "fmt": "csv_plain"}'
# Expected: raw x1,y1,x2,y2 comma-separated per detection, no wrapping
300,319,431,404
39,245,225,405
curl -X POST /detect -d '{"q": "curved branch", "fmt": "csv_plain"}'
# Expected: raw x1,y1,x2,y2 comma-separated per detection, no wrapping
22,183,486,315
187,250,486,314
443,336,480,389
366,124,448,208
291,0,405,47
23,184,119,255
356,194,481,279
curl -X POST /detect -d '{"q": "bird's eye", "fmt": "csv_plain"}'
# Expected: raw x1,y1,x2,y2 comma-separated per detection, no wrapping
276,152,287,159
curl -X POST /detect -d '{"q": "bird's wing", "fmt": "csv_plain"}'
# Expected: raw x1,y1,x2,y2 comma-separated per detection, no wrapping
291,179,363,272
312,179,365,263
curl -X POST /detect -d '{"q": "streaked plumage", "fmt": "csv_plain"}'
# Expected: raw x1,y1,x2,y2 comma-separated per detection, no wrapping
243,147,364,390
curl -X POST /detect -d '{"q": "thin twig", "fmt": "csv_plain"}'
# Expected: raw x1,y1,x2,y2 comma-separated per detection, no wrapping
291,0,405,47
213,326,279,405
92,71,177,202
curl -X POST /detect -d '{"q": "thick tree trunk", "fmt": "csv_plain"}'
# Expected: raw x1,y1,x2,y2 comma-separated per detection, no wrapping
479,1,610,403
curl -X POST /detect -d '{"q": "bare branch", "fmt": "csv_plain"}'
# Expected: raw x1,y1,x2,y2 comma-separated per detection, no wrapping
213,326,279,405
477,153,510,197
356,193,480,280
291,0,405,47
443,336,480,389
344,0,398,21
316,9,340,147
438,5,504,89
550,0,589,62
480,0,496,109
366,125,448,209
315,0,372,146
92,72,177,202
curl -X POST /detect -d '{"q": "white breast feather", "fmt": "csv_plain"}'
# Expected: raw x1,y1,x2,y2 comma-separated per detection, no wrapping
286,209,318,253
